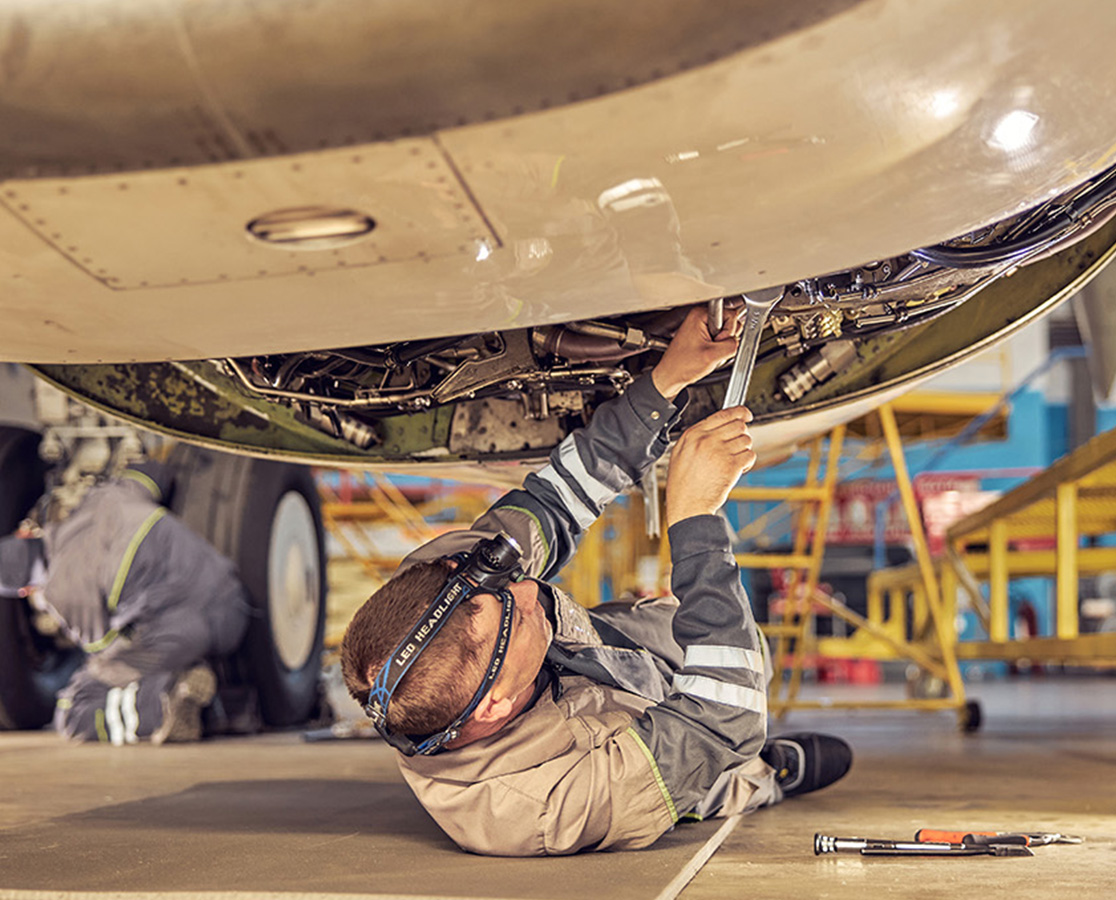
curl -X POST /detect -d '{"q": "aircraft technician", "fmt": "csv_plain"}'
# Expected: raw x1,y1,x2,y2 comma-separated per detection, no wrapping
0,463,249,744
341,305,852,856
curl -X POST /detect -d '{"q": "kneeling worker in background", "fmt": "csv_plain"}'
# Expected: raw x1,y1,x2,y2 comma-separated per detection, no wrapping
341,306,852,856
0,462,249,744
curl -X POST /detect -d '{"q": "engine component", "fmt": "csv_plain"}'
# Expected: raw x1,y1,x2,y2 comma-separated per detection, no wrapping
778,340,858,402
449,397,566,455
219,164,1116,449
301,406,380,449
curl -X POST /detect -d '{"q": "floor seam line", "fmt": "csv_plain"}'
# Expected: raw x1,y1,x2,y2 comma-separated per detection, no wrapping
651,814,743,900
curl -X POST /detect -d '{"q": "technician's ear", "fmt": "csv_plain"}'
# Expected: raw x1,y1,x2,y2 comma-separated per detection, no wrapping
471,689,514,724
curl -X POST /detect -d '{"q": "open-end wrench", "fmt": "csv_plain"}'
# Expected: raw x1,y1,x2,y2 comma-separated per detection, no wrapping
815,834,1034,858
722,286,785,409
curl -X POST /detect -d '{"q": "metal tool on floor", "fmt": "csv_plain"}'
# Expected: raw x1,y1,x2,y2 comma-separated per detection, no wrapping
915,829,1084,846
814,834,1034,858
722,287,785,409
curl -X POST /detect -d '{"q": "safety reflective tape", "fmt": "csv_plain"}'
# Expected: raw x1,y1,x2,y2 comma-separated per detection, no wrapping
550,154,566,190
535,465,596,530
684,645,765,674
108,506,167,611
556,438,617,510
105,687,125,746
94,708,108,743
497,505,552,573
122,682,140,744
671,674,767,714
120,469,162,501
626,727,679,824
84,628,120,653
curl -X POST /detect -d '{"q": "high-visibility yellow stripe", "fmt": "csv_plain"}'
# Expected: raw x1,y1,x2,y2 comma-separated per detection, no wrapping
550,155,566,190
94,708,108,743
107,507,167,612
626,727,679,824
84,628,120,653
120,468,162,501
498,505,552,572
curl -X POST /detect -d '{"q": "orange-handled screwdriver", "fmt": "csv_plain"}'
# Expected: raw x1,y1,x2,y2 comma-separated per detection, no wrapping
915,830,1083,846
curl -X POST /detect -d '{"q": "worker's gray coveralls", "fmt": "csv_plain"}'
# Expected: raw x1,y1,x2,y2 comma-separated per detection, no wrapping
396,375,777,855
41,469,249,743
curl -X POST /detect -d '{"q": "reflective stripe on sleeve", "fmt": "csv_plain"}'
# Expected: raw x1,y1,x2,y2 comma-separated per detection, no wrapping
535,465,597,530
556,438,618,509
671,674,767,714
683,645,766,674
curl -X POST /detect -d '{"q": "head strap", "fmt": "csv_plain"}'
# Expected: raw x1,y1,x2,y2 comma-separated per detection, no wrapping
364,533,522,755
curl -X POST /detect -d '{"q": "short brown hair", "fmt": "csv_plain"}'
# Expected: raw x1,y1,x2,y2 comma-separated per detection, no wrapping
340,559,489,736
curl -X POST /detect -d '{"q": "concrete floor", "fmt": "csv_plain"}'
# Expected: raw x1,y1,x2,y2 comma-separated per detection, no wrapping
1,676,1113,900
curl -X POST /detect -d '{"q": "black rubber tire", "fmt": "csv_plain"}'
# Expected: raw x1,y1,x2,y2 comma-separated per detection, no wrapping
960,699,983,733
167,445,327,727
0,427,82,730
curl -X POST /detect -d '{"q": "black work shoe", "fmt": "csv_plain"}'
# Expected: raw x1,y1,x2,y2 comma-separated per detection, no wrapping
152,664,217,745
761,732,852,798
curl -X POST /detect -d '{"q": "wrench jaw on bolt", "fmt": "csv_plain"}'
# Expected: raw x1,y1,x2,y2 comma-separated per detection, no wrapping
722,287,785,410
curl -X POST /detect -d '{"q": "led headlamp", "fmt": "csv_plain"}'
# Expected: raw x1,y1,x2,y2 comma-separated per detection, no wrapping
364,533,524,756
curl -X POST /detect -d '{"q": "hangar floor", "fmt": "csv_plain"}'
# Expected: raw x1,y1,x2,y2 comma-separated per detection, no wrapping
0,676,1113,900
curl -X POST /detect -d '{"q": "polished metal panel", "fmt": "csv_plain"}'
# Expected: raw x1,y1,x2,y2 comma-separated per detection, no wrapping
0,0,860,176
4,141,492,289
1,0,1115,363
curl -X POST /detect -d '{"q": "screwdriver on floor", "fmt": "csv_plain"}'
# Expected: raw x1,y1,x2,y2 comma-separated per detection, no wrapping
915,829,1084,846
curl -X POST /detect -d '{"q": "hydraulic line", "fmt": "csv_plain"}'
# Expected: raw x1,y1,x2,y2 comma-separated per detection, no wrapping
912,171,1116,268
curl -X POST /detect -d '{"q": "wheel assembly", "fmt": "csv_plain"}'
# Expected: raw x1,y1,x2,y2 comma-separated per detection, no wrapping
167,444,327,728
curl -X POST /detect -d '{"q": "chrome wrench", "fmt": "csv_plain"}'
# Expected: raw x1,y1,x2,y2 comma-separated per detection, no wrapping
722,287,784,409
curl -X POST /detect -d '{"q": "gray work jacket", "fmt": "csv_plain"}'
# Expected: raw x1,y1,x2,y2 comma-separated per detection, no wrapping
40,470,245,658
396,375,768,855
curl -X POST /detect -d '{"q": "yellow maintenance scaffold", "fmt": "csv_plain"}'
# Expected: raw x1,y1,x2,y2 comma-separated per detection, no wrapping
729,402,977,730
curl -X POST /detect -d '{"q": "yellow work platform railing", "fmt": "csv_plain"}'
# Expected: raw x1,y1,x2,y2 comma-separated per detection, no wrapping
944,424,1116,665
731,404,974,728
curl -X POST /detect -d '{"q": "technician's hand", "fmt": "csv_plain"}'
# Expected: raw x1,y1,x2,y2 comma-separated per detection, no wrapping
665,407,756,526
651,304,742,401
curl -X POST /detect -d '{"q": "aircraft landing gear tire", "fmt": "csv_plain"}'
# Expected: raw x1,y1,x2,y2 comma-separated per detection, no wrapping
167,445,327,728
0,427,82,730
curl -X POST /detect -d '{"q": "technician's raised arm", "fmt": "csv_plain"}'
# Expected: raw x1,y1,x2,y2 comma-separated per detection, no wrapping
628,404,768,823
399,305,740,580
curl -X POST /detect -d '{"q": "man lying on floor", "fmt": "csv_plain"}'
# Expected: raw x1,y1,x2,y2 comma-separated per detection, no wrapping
341,306,851,855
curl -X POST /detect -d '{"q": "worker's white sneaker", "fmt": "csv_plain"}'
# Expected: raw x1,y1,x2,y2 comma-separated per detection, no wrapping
151,664,218,745
762,732,853,798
